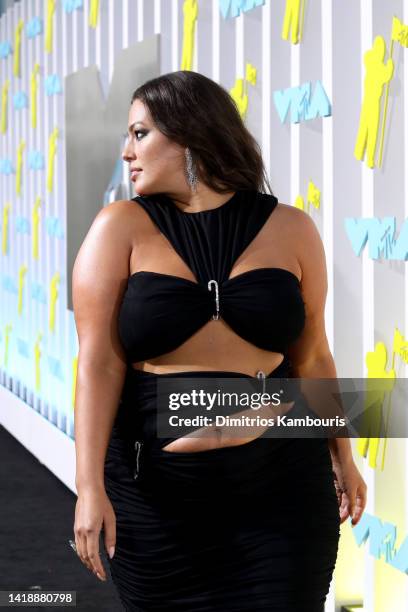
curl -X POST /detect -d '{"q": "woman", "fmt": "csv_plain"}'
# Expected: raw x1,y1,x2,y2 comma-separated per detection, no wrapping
73,71,367,611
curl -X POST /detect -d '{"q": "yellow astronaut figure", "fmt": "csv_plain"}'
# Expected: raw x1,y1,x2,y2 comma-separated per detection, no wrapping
18,265,28,315
230,79,248,119
16,140,25,196
49,272,60,332
47,127,59,192
281,0,303,45
89,0,100,29
45,0,56,53
354,36,394,169
181,0,198,71
13,19,24,77
357,342,395,469
30,64,40,129
32,197,41,260
34,333,42,391
2,202,11,255
4,324,12,368
1,80,10,134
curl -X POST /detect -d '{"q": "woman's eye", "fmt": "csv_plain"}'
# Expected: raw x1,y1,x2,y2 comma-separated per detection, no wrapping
122,131,146,141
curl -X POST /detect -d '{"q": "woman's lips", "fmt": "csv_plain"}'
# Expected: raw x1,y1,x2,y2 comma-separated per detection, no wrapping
130,170,142,181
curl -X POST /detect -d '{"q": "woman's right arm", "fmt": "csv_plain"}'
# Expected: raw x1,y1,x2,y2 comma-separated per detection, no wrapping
72,200,134,580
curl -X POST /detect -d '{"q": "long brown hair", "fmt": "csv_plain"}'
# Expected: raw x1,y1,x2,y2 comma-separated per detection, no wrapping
131,71,274,196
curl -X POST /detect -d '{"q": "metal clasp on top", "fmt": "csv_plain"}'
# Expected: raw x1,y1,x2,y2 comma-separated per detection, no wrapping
133,440,143,480
256,370,266,395
208,279,220,320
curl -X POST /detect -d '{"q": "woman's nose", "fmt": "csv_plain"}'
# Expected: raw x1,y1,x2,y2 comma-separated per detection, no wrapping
122,145,134,162
121,136,134,160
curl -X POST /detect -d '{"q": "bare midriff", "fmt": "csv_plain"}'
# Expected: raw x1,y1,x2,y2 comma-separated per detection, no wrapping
130,317,294,454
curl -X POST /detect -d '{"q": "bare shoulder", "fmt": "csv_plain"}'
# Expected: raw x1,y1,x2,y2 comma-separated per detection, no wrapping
275,201,310,226
72,200,136,293
275,202,322,252
97,198,154,246
98,198,141,230
273,202,327,288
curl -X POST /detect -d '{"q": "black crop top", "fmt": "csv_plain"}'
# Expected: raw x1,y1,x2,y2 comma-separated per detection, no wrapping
118,189,306,363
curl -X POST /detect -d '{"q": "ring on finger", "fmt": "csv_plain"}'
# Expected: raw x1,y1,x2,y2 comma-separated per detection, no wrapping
68,539,77,553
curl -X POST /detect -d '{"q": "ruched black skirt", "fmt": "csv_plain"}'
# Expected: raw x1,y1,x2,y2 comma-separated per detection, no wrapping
103,368,341,612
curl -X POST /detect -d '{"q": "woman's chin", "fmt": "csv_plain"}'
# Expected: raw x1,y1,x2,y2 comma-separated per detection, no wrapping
134,188,146,197
133,182,151,197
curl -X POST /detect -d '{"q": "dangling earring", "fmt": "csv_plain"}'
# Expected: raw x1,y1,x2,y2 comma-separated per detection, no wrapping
185,147,198,193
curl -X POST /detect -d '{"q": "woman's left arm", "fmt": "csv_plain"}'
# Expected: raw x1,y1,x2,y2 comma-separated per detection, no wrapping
284,207,367,526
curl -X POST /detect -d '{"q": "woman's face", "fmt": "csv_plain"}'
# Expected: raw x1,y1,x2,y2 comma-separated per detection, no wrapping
122,98,187,196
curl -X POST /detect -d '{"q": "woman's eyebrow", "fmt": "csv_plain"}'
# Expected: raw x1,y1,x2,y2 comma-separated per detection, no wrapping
128,121,146,132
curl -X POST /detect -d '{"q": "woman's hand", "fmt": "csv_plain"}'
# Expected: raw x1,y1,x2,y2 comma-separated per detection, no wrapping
73,486,116,581
331,457,367,526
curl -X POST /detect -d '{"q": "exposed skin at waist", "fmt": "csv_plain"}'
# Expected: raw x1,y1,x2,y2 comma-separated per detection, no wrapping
159,397,295,453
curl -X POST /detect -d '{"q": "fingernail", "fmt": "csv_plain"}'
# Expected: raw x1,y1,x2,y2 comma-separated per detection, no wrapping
109,546,115,559
96,572,106,581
